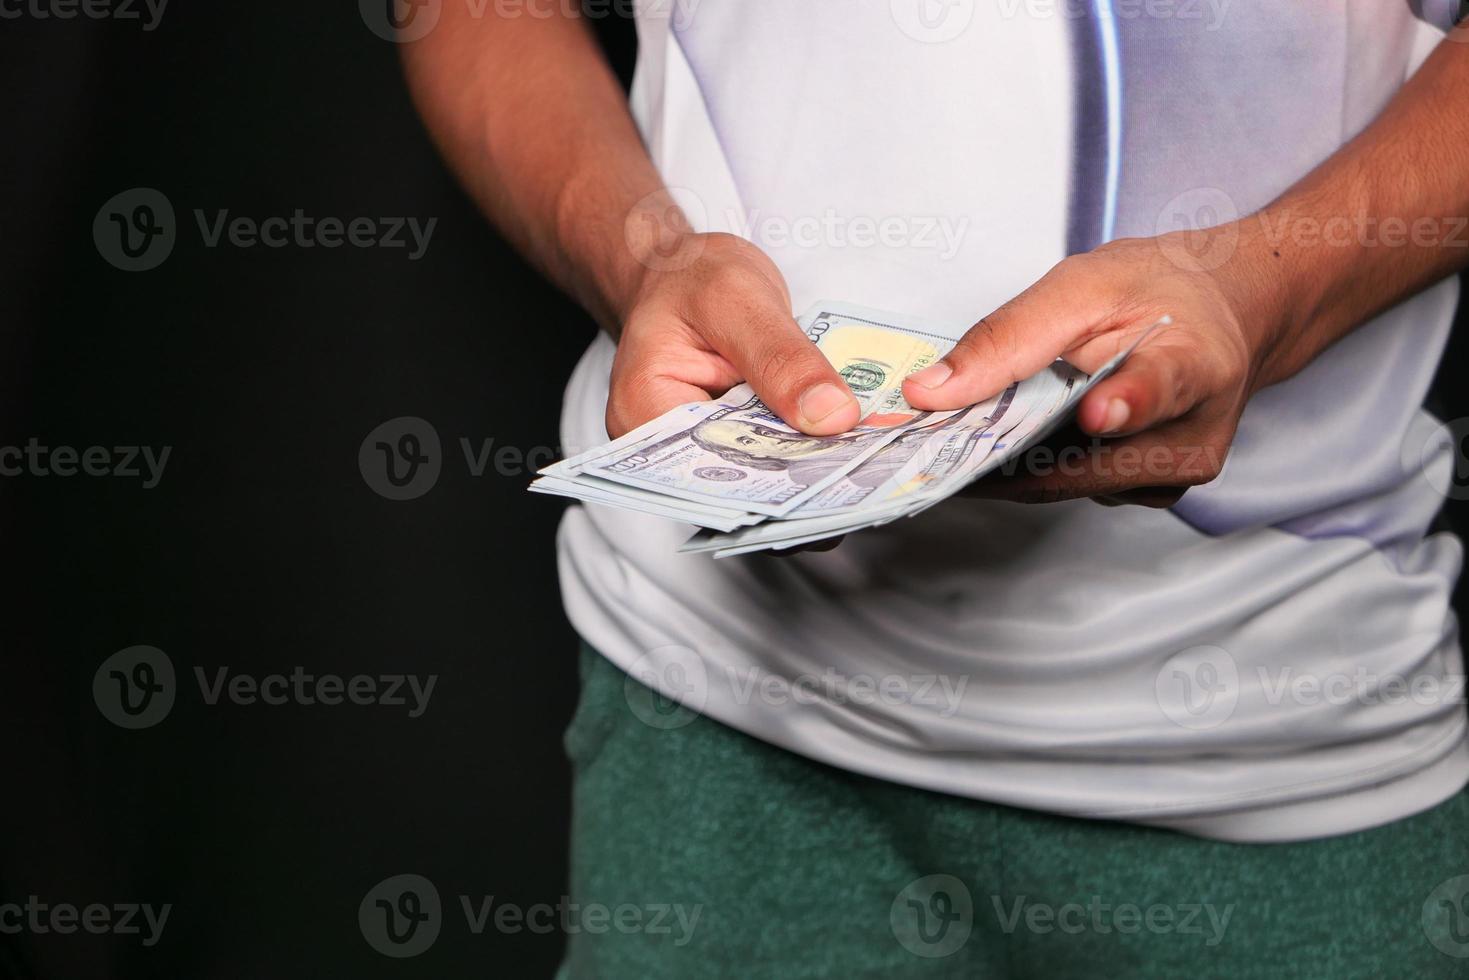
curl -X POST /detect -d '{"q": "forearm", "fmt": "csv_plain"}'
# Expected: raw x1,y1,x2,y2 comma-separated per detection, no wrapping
1219,32,1469,390
399,8,673,333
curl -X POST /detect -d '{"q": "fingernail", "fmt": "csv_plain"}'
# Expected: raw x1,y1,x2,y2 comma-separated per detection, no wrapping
1101,398,1131,434
799,383,856,426
907,361,952,389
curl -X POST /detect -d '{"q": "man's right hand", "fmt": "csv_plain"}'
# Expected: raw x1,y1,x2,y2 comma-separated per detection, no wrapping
400,8,861,442
604,231,861,439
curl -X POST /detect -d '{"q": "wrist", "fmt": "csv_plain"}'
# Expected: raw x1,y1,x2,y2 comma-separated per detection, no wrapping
552,171,687,337
1203,216,1304,394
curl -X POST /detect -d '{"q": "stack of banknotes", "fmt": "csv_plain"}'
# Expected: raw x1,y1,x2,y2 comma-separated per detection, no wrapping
531,302,1159,558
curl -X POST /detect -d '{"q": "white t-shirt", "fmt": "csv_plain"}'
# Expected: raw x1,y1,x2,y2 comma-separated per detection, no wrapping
556,0,1469,841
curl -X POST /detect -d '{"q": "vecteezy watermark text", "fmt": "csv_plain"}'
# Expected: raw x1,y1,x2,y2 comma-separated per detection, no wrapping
0,897,171,947
890,875,1235,960
194,666,436,718
993,438,1227,484
460,895,701,945
621,645,971,731
996,0,1229,30
0,439,170,488
94,188,436,272
93,646,437,728
0,0,167,30
359,0,702,43
358,874,701,958
991,895,1235,946
728,208,970,261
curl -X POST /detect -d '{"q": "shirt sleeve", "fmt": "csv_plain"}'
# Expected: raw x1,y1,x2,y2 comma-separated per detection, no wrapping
1411,0,1466,29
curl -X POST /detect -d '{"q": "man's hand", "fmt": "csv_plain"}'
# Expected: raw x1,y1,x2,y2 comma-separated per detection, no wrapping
401,0,1468,507
901,233,1276,507
605,231,861,439
895,33,1469,509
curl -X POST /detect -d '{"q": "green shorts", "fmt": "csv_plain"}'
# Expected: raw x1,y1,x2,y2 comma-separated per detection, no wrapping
560,644,1469,979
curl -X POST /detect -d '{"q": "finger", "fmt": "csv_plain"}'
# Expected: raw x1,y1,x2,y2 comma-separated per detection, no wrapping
970,470,1185,507
605,374,714,439
1074,339,1203,438
903,259,1115,411
963,425,1224,504
699,292,861,436
761,535,845,557
605,323,744,437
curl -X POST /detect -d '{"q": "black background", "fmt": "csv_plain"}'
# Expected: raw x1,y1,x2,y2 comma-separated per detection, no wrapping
1,3,640,977
0,3,1465,978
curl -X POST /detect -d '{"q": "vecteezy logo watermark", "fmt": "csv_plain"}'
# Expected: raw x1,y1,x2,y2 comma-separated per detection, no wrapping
0,439,171,488
0,0,168,31
623,645,709,731
93,646,176,729
192,209,435,260
1155,644,1238,730
0,897,171,948
992,896,1235,946
460,895,701,946
622,649,971,731
193,666,436,717
1403,414,1469,502
359,417,443,501
93,647,437,728
1423,875,1469,959
727,209,970,261
891,875,973,958
359,874,702,957
360,874,443,958
1155,186,1242,273
359,0,443,42
722,665,969,718
358,417,561,501
622,187,709,273
1252,211,1469,252
995,0,1230,30
359,0,699,43
1257,667,1466,709
991,438,1226,486
94,188,436,271
1156,186,1469,274
93,188,176,272
890,0,975,43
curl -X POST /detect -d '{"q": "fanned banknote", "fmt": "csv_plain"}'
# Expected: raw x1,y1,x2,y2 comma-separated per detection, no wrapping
530,301,1167,554
574,305,962,517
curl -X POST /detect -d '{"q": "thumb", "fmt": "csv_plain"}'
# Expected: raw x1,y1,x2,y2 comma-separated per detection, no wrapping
705,305,861,436
903,262,1105,411
1076,341,1202,437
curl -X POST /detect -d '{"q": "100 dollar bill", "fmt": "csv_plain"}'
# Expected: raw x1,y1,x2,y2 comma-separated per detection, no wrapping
579,307,961,517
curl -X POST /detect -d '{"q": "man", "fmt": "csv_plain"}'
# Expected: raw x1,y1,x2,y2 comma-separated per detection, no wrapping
403,2,1469,975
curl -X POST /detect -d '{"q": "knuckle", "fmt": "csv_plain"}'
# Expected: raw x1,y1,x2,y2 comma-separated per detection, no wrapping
1180,450,1224,486
702,256,766,298
1117,486,1187,508
1195,460,1224,485
955,319,1017,379
1146,489,1188,508
1052,253,1092,276
749,342,816,399
1091,236,1145,258
1167,370,1195,412
1159,357,1203,413
1051,251,1106,284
